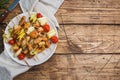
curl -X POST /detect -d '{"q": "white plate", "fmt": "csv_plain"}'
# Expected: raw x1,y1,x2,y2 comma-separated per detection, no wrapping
4,12,58,66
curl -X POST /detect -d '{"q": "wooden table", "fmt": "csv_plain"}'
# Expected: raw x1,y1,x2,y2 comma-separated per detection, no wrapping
1,0,120,80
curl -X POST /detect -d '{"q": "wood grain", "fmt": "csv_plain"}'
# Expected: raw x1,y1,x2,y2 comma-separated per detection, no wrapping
56,0,120,24
56,25,120,53
0,0,120,80
14,54,120,80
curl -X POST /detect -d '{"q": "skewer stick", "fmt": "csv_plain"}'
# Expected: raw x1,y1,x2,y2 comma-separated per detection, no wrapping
49,47,52,50
42,51,46,55
16,13,21,21
35,55,39,61
36,55,39,60
16,16,20,20
34,55,39,61
26,10,31,16
33,55,39,61
11,20,15,25
33,57,37,61
28,12,31,16
24,59,31,67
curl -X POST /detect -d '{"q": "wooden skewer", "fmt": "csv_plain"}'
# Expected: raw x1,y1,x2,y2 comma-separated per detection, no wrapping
33,57,38,61
33,55,39,61
49,47,52,50
11,20,15,25
26,10,31,16
24,59,31,67
35,55,39,60
34,55,39,61
36,55,40,61
42,51,46,55
16,13,21,21
16,16,20,20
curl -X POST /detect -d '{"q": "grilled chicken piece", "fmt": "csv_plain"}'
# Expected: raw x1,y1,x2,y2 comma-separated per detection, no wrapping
42,37,48,42
34,37,42,44
45,41,51,48
28,44,33,51
29,30,38,38
23,49,29,54
38,27,44,32
33,21,40,28
19,16,26,26
13,25,21,34
26,36,30,42
16,41,21,46
26,53,34,58
24,22,30,28
21,39,27,46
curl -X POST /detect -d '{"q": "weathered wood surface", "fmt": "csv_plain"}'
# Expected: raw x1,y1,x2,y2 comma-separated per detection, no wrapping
57,25,120,53
14,54,120,80
57,0,120,24
0,0,120,80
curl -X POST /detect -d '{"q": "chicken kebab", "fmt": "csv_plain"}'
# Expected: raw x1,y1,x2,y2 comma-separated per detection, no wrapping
3,13,58,60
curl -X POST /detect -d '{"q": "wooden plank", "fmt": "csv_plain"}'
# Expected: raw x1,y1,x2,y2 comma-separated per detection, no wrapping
56,0,120,24
56,25,120,53
60,0,120,8
14,54,120,80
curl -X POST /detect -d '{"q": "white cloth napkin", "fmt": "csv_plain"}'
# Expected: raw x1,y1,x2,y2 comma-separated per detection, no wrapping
0,0,64,80
0,50,29,80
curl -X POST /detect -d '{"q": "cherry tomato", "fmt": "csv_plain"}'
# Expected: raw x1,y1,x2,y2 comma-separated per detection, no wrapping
50,36,58,43
42,24,50,32
37,13,42,18
18,53,25,60
8,39,15,45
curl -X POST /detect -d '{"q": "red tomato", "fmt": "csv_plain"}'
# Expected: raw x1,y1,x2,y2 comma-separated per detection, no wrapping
37,13,42,18
50,36,58,43
8,39,15,45
18,53,25,60
42,24,50,32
